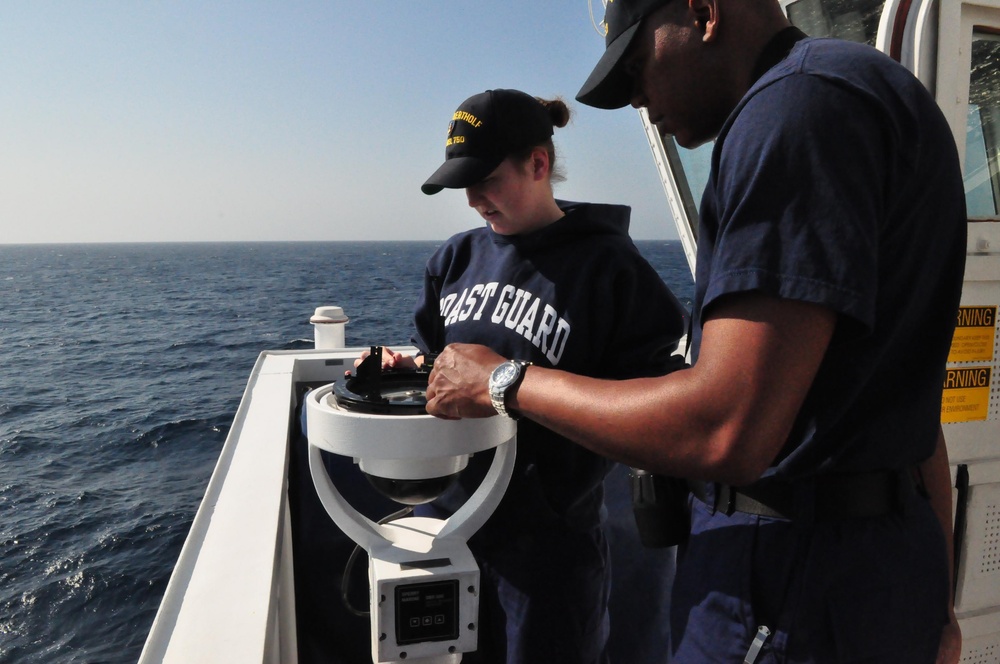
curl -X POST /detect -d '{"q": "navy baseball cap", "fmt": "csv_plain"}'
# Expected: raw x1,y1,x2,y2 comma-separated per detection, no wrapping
577,0,673,109
421,89,554,195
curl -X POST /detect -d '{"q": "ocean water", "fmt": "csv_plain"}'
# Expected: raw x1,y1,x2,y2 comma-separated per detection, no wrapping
0,241,693,664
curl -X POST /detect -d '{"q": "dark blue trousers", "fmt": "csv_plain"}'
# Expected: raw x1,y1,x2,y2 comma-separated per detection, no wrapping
670,491,949,663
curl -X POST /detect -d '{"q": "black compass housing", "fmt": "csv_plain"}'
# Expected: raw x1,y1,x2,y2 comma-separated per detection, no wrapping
334,347,458,505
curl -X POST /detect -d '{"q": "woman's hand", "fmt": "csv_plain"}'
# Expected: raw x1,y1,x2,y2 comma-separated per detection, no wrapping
350,347,420,373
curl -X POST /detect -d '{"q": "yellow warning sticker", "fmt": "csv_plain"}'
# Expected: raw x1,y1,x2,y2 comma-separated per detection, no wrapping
941,366,992,423
948,306,997,363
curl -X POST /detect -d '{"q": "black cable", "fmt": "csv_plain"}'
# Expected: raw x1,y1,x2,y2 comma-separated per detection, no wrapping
340,506,414,617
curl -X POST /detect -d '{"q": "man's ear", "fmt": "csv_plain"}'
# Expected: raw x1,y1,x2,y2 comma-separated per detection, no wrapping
691,0,720,43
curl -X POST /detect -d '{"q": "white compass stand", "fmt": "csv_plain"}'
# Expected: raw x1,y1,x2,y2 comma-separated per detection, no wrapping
305,384,516,664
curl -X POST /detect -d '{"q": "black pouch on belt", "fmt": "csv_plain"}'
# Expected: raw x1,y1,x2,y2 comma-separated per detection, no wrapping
628,468,691,547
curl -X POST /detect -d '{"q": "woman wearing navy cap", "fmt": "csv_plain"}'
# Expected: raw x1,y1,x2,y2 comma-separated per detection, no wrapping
374,88,688,664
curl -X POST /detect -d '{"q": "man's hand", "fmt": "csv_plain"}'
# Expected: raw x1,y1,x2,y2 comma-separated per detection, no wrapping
937,613,961,664
426,344,505,419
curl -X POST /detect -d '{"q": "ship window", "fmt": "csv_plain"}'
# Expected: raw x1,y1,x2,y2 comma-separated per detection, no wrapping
965,29,1000,218
678,143,711,213
783,0,885,45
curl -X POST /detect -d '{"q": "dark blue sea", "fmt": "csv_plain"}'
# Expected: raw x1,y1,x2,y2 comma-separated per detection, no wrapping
0,241,693,664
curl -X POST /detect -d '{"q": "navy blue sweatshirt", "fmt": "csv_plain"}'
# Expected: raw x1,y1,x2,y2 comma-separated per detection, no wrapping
412,200,688,537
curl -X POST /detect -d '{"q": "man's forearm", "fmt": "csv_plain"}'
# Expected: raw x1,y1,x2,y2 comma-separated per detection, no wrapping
920,426,961,663
920,426,956,603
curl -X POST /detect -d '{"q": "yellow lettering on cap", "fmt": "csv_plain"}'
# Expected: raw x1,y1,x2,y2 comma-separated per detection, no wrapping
452,111,483,128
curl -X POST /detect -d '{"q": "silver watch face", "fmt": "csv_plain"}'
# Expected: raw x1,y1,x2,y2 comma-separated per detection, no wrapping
491,361,520,389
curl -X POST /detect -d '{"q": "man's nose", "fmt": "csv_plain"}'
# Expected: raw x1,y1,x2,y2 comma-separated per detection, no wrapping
629,79,648,109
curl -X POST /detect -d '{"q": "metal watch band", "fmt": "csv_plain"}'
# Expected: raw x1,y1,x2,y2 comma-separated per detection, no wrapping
489,360,530,419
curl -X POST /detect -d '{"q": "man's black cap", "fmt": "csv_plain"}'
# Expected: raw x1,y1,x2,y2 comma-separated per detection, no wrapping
577,0,673,109
421,89,553,195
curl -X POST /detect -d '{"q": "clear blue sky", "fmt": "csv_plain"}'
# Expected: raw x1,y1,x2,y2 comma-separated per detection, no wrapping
1,2,682,243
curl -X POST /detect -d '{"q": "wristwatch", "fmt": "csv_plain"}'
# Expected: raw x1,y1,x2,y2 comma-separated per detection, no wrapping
488,359,531,419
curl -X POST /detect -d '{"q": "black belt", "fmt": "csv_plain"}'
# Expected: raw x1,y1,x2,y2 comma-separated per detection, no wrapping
689,469,919,522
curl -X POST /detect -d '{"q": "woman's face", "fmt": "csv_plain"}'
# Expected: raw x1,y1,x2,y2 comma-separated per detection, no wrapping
465,156,542,235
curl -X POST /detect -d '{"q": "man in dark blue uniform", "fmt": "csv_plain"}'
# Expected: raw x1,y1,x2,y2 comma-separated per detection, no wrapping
425,1,967,662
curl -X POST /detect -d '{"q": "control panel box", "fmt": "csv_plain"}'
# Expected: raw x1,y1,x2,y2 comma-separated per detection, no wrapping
370,539,479,663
